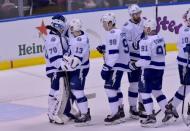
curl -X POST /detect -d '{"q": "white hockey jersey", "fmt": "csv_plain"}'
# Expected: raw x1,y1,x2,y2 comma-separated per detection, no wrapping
104,28,130,72
122,18,145,61
44,32,67,76
177,26,190,67
136,34,166,70
68,31,90,69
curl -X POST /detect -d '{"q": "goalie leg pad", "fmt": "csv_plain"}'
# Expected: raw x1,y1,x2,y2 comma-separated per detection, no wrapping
48,72,70,124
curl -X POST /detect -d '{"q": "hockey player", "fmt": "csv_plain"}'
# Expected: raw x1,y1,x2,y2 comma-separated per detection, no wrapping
122,4,146,119
44,14,80,124
98,12,130,124
163,9,190,124
66,18,91,123
129,19,170,127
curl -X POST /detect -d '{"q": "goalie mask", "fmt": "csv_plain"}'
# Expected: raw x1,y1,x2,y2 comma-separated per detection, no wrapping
51,14,67,33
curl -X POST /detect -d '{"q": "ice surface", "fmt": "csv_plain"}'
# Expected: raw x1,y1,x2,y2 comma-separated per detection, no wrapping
0,52,189,131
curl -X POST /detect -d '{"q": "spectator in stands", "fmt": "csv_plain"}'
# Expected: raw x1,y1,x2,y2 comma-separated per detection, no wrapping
105,0,120,7
52,0,67,11
123,0,139,5
95,0,120,8
70,0,84,10
33,0,49,9
0,0,18,19
84,0,97,9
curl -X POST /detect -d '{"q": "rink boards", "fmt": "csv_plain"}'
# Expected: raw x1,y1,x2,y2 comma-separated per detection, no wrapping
0,2,189,70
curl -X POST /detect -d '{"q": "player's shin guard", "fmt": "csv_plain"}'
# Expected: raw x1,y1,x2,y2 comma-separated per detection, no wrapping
141,93,153,115
117,89,123,107
72,90,88,114
105,89,119,115
152,90,167,112
128,82,139,108
172,86,190,108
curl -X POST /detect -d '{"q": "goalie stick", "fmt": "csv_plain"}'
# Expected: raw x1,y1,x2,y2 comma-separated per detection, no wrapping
181,53,190,127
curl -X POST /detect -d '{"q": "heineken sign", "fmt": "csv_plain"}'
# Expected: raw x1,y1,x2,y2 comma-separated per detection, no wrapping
18,43,43,56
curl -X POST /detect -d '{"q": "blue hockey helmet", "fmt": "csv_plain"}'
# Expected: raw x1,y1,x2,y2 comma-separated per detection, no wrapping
51,14,67,32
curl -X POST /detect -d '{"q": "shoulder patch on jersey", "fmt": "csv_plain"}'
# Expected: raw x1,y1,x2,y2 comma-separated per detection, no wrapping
143,36,148,40
51,37,56,42
77,37,82,41
184,28,190,32
124,22,128,26
120,32,126,37
110,30,115,34
142,17,147,20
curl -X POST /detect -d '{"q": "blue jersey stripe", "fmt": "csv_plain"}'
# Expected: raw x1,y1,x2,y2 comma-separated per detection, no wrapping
46,66,57,71
74,55,83,62
82,60,89,66
177,56,190,64
141,56,151,60
109,49,119,54
114,63,129,69
49,55,63,63
150,61,165,66
130,52,140,58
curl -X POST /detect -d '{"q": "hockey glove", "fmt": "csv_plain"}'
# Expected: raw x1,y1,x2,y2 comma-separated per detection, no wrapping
184,44,190,54
60,59,70,71
101,64,112,81
129,61,138,71
96,45,105,54
61,55,82,71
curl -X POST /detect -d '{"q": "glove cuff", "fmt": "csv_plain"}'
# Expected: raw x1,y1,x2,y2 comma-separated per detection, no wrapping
103,64,112,71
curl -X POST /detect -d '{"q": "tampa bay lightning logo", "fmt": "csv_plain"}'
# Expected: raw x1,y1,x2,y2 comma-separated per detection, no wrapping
77,37,82,41
120,33,126,38
51,37,56,42
124,22,128,26
184,28,190,32
132,34,141,50
111,30,115,33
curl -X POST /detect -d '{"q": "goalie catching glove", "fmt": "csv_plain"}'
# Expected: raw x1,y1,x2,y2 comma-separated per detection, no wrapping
60,55,82,71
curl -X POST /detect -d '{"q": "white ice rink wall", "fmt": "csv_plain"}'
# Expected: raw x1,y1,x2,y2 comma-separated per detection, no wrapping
0,2,189,70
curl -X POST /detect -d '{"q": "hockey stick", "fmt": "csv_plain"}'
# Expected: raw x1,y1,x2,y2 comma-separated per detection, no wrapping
181,53,190,127
155,0,158,21
155,97,173,116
